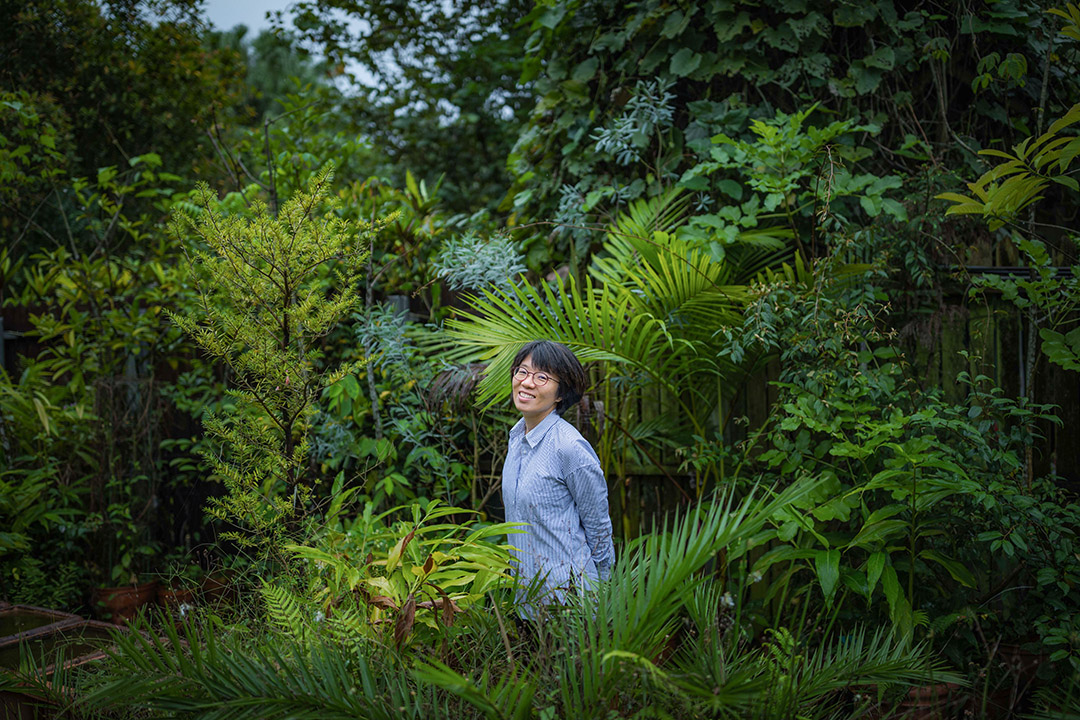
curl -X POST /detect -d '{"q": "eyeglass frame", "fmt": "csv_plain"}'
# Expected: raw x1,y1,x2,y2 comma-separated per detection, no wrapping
511,365,560,387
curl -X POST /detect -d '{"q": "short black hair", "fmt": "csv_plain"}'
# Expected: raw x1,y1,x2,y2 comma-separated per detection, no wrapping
512,340,587,415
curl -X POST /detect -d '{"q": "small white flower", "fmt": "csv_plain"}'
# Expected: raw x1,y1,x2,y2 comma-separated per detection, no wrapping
721,592,735,608
313,610,326,623
750,571,763,584
178,603,193,618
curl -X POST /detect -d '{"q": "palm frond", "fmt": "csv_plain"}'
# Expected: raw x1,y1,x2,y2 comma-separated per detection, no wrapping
412,661,535,720
791,627,962,704
1028,682,1080,720
605,187,692,265
591,229,747,339
77,615,430,720
554,479,820,717
668,623,961,719
444,275,702,413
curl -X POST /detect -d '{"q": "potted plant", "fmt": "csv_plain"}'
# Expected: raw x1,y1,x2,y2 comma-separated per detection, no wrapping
87,485,160,625
156,554,204,611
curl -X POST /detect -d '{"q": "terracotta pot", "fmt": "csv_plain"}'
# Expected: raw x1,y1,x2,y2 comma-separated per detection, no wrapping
885,682,965,720
157,584,196,609
201,570,237,604
967,642,1049,719
997,642,1047,681
91,580,159,625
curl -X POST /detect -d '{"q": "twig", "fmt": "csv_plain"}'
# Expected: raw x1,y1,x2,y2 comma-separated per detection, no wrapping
490,597,516,675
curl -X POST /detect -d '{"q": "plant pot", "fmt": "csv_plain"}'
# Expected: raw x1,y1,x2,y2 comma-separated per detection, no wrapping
968,642,1049,719
997,642,1047,683
91,580,158,625
157,584,196,610
884,682,965,720
201,570,236,604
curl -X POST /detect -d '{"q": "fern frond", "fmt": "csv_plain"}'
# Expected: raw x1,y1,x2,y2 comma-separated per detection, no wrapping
262,582,311,644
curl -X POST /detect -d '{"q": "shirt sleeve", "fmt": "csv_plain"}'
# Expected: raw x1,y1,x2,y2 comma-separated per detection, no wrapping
564,448,615,580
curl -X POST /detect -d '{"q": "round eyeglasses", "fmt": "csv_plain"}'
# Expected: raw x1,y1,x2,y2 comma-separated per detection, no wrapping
512,366,559,387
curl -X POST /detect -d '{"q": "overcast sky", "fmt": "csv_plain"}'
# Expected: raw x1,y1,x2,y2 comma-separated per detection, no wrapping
201,0,294,34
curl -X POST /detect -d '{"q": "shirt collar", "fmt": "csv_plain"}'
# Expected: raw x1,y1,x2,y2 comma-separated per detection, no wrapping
509,410,561,448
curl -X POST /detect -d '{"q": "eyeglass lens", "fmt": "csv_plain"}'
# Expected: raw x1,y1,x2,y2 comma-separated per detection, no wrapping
513,367,553,386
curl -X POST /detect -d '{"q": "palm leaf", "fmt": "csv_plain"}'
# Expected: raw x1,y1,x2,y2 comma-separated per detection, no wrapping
604,186,692,268
77,615,432,720
444,274,706,415
554,479,821,717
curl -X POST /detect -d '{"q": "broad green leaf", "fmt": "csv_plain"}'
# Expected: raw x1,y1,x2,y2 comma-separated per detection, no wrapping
1039,327,1080,371
364,576,398,600
863,46,895,70
814,548,841,606
751,545,816,573
386,528,415,575
849,518,907,548
661,9,690,38
919,549,977,588
535,4,566,29
670,48,702,77
881,564,902,618
866,551,887,598
571,57,598,83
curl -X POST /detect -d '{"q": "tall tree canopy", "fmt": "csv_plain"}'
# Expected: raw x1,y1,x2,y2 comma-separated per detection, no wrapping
285,0,536,211
505,0,1073,260
0,0,244,178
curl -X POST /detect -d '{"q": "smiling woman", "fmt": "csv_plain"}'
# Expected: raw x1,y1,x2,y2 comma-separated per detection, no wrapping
502,340,615,616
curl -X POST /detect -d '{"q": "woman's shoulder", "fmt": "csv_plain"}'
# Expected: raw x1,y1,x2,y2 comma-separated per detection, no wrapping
549,415,600,465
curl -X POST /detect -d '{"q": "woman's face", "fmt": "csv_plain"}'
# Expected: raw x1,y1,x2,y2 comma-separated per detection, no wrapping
512,354,562,427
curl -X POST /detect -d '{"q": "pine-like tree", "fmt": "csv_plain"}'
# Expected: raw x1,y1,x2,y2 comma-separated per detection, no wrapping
169,166,391,550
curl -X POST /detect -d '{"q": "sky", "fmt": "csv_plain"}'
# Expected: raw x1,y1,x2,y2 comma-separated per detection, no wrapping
201,0,295,34
198,0,376,88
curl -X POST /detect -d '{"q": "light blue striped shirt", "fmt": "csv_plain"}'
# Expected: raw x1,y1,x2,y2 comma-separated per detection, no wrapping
502,411,615,606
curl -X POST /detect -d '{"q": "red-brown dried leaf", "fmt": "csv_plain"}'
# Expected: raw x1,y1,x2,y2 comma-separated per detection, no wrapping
434,586,461,628
394,594,416,648
368,595,399,610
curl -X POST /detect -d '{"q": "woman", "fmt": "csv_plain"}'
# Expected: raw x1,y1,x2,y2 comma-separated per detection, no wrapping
501,340,615,612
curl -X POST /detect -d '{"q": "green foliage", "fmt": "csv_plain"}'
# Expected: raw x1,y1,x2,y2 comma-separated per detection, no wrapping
937,6,1080,383
2,0,1079,712
680,104,905,258
0,367,87,563
2,557,84,608
938,102,1080,230
169,167,387,549
313,306,508,509
1,174,194,588
286,499,518,647
417,481,958,719
286,0,534,212
716,242,1075,668
507,0,1070,270
69,478,958,720
0,91,70,220
976,474,1080,672
974,234,1080,372
0,0,245,181
78,616,435,720
432,233,526,292
446,190,751,428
